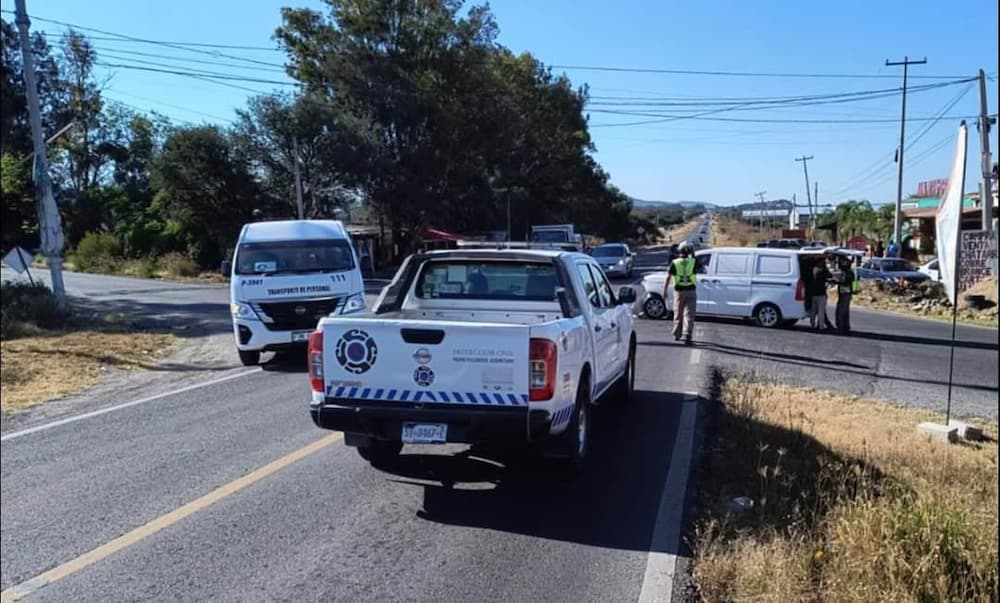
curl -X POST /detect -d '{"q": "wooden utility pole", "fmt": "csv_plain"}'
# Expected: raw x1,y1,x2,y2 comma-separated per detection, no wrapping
14,0,67,307
886,56,927,249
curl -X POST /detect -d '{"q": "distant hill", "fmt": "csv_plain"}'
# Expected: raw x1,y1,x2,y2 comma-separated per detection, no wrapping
629,197,716,210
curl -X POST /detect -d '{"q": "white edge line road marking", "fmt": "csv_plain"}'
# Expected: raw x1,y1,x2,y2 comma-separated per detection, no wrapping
688,349,702,365
0,368,261,442
0,432,343,602
638,396,699,603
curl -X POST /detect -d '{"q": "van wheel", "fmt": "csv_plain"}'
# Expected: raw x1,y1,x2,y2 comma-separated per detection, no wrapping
754,303,782,328
358,440,403,465
238,350,260,366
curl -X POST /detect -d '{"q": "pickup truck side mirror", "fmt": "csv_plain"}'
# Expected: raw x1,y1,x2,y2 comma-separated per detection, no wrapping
220,260,232,278
618,286,637,305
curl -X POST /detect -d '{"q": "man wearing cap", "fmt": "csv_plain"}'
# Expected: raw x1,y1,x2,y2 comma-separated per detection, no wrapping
835,255,860,335
664,241,697,345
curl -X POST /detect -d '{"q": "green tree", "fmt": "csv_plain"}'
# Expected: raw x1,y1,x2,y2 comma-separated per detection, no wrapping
153,125,265,267
0,152,36,248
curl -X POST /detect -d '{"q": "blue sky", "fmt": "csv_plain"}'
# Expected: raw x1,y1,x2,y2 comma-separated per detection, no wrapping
21,0,999,207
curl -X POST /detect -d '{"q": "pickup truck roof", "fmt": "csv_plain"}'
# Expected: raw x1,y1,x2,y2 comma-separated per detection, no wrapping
422,248,573,261
240,219,348,243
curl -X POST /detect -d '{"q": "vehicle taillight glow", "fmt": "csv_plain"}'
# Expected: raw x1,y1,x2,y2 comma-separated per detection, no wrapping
795,278,805,301
529,338,557,401
308,330,324,393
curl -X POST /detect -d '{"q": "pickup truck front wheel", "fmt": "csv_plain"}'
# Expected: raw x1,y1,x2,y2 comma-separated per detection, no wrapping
357,440,403,465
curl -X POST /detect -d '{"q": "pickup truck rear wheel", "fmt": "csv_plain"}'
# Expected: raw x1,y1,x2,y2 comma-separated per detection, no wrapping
559,381,591,475
357,440,403,465
238,350,260,366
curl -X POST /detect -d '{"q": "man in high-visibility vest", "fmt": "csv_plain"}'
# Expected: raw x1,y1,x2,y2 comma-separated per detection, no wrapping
664,241,697,345
835,255,860,335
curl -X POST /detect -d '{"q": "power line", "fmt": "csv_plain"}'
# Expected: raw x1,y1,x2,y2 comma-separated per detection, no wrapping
92,46,287,73
96,62,295,87
551,63,973,80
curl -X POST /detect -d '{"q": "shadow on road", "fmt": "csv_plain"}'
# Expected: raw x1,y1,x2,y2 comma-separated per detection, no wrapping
847,329,998,352
72,297,231,337
370,389,685,554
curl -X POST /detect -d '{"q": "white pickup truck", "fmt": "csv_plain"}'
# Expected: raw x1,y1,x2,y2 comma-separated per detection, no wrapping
307,249,638,472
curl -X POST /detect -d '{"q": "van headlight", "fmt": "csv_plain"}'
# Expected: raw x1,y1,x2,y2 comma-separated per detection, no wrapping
231,302,258,320
340,293,366,314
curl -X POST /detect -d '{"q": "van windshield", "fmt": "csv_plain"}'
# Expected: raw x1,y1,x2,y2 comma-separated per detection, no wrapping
235,239,354,275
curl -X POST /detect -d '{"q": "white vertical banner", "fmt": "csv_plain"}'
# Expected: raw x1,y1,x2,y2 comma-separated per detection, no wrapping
935,123,969,304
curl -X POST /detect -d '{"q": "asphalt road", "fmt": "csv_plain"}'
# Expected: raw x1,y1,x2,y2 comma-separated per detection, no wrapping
3,222,997,602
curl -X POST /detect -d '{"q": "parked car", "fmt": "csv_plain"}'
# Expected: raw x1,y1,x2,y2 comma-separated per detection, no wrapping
856,258,931,283
639,247,810,328
308,248,637,473
918,258,941,281
590,242,635,278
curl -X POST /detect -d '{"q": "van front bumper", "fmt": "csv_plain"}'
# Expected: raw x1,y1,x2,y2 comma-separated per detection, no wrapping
311,400,553,443
233,319,312,352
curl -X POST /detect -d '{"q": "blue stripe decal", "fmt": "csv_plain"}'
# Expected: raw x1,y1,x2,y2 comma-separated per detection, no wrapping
439,392,450,402
466,393,478,404
387,389,397,400
375,389,384,400
360,388,371,399
413,391,424,402
493,393,505,405
507,394,519,405
426,391,437,402
400,390,410,401
325,387,530,406
453,392,463,403
480,393,491,404
349,387,359,398
521,394,529,403
335,385,346,397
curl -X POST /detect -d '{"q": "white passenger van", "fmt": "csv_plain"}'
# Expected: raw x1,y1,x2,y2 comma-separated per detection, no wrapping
224,220,367,365
640,247,809,328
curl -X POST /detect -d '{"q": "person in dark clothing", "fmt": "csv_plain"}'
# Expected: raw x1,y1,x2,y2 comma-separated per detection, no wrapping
835,256,859,335
808,254,834,331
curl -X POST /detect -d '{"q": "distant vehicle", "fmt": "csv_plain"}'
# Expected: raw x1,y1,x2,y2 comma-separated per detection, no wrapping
766,238,808,249
530,224,583,251
918,258,941,281
857,258,931,283
223,220,367,366
308,248,637,472
640,247,811,328
590,243,634,278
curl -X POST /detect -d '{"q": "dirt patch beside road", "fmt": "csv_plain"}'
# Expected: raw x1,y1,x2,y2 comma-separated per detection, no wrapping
843,277,998,328
1,328,176,412
710,216,784,247
691,376,997,602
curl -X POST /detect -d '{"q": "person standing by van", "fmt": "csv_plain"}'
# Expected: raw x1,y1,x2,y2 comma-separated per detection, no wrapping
809,253,833,331
664,241,697,345
835,255,859,335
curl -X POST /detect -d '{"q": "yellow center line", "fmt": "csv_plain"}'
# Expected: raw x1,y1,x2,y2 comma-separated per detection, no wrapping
1,432,343,602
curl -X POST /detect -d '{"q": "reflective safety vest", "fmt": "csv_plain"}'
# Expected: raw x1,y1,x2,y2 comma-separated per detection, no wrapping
672,257,697,287
839,270,860,294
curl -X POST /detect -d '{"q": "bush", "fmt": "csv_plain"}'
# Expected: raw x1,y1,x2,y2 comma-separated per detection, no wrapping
1,281,65,339
160,252,199,278
122,258,159,279
74,232,122,272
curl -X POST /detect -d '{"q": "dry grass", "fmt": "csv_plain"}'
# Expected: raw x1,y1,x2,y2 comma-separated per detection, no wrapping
692,376,998,602
711,216,784,248
0,328,176,412
845,278,998,328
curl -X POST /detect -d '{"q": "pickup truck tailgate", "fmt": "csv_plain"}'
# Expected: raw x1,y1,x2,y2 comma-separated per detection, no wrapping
321,318,530,407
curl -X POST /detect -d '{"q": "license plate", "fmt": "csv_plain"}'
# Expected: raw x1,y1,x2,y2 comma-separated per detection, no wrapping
291,330,312,342
401,423,448,444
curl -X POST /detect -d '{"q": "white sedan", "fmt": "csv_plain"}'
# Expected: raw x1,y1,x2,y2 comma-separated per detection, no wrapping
918,258,941,281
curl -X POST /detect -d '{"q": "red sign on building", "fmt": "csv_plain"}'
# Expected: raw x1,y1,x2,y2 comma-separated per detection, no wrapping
846,235,869,251
916,179,948,198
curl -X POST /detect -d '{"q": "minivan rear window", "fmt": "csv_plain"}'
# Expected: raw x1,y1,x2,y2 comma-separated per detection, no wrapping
756,255,792,276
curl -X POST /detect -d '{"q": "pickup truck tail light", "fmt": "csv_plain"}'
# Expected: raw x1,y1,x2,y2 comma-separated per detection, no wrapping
529,338,557,401
308,330,324,393
795,278,805,301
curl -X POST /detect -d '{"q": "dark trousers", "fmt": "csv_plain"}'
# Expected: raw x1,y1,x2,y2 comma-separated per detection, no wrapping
836,293,852,334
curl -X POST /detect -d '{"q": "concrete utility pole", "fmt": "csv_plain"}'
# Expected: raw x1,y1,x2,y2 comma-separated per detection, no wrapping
794,155,814,233
977,69,994,231
814,181,819,232
14,0,66,307
292,137,305,219
755,190,767,231
886,56,927,248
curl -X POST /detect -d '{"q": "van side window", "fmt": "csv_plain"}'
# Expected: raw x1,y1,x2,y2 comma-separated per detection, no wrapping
695,253,712,274
717,253,751,275
756,255,792,276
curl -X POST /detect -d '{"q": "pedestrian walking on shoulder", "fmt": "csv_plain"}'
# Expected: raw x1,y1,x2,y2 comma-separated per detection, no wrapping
836,256,859,335
808,254,833,331
664,241,697,345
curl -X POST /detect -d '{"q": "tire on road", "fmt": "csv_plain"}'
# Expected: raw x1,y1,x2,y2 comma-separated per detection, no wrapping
753,302,783,329
643,295,667,320
238,349,261,366
613,337,636,403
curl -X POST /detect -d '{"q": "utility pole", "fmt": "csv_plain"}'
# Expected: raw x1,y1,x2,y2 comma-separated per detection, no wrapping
292,137,305,219
755,190,767,231
886,56,927,249
977,68,994,232
814,181,819,232
14,0,66,308
794,155,814,234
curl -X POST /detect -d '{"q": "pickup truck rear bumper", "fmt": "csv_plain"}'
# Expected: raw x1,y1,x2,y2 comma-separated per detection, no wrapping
311,400,552,443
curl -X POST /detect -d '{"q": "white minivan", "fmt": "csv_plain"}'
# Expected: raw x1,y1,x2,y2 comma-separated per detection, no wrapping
639,247,808,328
224,220,367,365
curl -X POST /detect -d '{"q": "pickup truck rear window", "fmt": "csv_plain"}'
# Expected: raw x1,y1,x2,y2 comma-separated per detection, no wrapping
415,261,560,301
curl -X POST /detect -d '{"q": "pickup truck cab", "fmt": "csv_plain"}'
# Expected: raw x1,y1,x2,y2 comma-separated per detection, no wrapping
307,249,638,473
225,220,367,366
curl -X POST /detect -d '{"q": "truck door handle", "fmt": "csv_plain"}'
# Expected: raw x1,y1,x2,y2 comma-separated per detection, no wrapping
610,322,617,328
594,325,602,332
